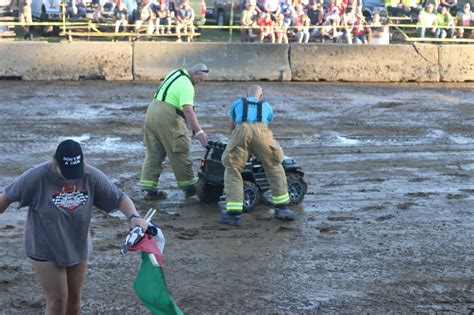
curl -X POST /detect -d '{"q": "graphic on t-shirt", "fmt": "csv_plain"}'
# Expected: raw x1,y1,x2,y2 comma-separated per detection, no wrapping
52,185,88,210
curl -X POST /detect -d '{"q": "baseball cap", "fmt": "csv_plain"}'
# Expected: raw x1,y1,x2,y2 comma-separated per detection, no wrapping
54,139,84,180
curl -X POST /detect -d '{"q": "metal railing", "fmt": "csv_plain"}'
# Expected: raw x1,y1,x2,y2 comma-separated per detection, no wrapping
0,18,473,43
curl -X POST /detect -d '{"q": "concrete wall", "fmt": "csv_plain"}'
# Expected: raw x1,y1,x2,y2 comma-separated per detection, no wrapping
439,45,474,82
0,42,132,80
133,42,292,81
0,42,473,82
290,44,440,82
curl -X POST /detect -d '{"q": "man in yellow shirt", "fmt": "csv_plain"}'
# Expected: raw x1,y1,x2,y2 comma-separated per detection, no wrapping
417,3,439,37
139,64,209,200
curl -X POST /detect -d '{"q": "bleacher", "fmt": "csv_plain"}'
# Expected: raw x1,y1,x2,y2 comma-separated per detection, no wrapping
0,9,15,39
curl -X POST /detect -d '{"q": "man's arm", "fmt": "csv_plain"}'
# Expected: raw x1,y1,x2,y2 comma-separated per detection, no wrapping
183,105,208,147
0,193,12,214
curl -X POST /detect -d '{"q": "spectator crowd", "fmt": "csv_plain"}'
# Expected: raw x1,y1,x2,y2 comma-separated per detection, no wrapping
239,0,473,42
0,0,472,41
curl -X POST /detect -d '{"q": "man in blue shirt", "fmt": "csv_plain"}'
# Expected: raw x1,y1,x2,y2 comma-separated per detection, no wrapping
220,85,295,225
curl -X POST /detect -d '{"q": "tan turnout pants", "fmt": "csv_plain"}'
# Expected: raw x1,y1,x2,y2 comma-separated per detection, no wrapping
139,100,197,191
222,123,289,212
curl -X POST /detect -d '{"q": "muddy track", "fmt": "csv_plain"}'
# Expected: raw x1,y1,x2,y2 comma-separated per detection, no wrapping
0,81,473,314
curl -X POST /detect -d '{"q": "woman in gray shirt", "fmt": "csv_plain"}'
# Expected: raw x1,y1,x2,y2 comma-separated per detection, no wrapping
0,139,148,315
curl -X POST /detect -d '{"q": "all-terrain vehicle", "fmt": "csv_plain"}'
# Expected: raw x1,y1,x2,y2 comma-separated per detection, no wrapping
196,140,307,212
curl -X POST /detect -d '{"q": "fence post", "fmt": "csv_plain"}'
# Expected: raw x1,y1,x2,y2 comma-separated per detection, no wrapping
229,0,234,42
61,0,66,38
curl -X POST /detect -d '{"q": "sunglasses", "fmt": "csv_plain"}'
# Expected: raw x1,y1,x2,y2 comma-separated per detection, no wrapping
199,69,209,73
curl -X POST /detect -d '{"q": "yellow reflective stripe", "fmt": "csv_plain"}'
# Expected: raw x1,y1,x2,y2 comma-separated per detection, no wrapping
272,193,290,204
226,205,243,210
226,201,243,211
140,180,157,184
177,177,198,187
226,202,243,206
139,180,158,188
139,183,156,188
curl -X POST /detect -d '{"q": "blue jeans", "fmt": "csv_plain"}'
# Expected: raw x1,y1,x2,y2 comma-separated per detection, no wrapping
438,27,455,38
417,27,439,38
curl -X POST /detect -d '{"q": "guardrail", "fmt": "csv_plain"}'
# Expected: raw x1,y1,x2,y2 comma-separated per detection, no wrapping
0,19,473,43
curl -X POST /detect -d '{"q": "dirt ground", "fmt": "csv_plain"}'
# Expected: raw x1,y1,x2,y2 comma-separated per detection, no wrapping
0,81,473,314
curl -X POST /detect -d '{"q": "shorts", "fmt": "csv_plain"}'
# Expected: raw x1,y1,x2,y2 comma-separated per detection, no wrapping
29,256,49,262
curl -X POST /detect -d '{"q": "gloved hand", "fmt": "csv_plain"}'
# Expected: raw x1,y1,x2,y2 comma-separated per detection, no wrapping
195,130,208,147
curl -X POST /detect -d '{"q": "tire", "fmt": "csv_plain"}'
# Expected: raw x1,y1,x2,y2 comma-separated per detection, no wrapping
287,174,307,205
196,178,222,203
243,181,259,213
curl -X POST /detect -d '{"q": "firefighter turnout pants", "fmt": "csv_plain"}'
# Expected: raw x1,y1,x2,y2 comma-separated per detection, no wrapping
139,100,197,191
222,123,290,212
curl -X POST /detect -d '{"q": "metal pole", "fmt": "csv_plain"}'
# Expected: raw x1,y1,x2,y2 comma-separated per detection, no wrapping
61,0,66,37
229,0,234,42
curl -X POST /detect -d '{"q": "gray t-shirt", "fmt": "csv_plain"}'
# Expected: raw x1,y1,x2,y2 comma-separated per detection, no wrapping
4,162,124,267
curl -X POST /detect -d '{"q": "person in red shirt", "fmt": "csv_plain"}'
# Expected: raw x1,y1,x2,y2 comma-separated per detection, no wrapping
257,12,275,42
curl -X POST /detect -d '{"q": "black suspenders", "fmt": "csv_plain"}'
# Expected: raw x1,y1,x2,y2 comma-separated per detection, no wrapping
241,98,263,123
154,69,192,103
153,69,192,120
242,98,249,122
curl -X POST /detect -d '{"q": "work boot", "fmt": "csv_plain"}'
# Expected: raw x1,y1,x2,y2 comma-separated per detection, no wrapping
219,211,241,226
144,190,167,201
273,205,295,221
183,186,196,198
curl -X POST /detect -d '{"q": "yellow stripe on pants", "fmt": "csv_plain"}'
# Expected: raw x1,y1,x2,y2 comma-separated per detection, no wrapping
272,192,290,205
226,201,244,212
222,123,288,207
140,100,196,190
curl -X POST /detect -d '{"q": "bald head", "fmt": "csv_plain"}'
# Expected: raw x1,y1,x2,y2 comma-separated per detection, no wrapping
247,85,263,99
189,64,209,74
188,64,209,85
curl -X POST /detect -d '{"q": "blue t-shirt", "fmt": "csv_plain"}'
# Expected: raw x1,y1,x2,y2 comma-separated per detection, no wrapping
228,97,273,125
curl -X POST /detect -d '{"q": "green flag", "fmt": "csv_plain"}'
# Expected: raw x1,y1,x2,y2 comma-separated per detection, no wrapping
134,252,183,315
